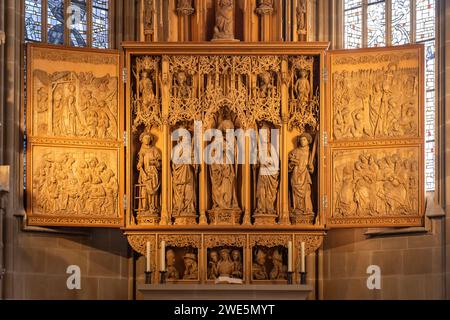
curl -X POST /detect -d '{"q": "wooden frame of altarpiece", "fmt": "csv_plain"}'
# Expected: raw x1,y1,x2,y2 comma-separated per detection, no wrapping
25,42,425,281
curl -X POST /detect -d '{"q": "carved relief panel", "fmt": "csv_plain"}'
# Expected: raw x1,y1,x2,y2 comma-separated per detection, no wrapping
326,45,425,227
26,44,123,227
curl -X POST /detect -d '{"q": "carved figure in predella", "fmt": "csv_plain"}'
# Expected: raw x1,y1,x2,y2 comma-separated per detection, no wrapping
252,247,288,280
183,252,199,280
208,248,243,280
332,60,419,140
32,150,118,217
33,70,118,139
166,249,180,280
172,132,197,219
333,148,419,218
136,132,162,218
289,133,316,218
252,249,268,280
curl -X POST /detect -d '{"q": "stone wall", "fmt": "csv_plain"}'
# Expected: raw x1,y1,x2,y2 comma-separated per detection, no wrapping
321,219,445,299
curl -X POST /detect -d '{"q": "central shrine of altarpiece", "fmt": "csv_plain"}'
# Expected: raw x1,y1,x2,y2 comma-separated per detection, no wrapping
25,41,425,284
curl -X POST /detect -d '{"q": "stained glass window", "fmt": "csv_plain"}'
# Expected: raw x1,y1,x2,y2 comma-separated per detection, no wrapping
24,0,43,42
24,0,110,48
367,1,386,47
343,0,437,191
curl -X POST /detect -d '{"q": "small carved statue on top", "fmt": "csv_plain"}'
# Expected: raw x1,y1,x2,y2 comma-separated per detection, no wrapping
144,0,154,36
255,0,274,15
213,0,235,41
296,0,307,35
177,0,195,16
140,71,155,105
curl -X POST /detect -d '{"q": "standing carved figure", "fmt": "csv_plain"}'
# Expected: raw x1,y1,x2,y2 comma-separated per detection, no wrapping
294,69,311,106
213,0,235,40
140,71,155,105
255,127,279,215
172,134,197,217
209,120,240,210
296,0,307,35
289,133,314,216
137,133,161,216
143,0,154,36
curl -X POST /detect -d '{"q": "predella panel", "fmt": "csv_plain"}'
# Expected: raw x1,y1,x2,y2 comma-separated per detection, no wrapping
326,45,425,227
26,44,123,227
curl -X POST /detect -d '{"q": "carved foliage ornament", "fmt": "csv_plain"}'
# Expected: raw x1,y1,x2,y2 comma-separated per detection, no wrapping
127,234,156,255
159,234,201,248
204,235,247,248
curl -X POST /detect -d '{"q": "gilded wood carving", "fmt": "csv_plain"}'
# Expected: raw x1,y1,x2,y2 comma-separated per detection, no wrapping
26,44,123,227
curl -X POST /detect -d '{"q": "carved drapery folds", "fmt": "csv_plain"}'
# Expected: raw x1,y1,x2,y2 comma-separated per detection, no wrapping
212,0,237,41
143,0,154,38
296,0,307,38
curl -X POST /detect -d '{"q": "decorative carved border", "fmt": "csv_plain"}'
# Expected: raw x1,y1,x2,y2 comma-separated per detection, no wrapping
332,51,418,66
204,234,246,247
249,234,291,248
28,217,122,226
127,234,156,255
294,235,323,255
158,234,201,248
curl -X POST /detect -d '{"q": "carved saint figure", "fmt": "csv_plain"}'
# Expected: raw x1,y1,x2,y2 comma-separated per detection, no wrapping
137,133,161,215
252,249,269,280
208,250,220,280
172,134,197,216
209,120,240,210
254,126,279,215
144,0,154,36
183,252,198,280
269,249,287,280
259,72,275,98
166,249,180,280
216,248,234,277
231,250,243,279
296,0,307,34
175,71,191,99
294,69,310,105
213,0,234,40
289,133,314,216
140,71,155,105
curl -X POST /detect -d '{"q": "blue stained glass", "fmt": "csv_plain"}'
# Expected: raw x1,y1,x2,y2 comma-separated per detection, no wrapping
47,0,65,45
367,1,386,47
69,0,88,47
392,0,411,45
92,0,110,48
25,0,42,42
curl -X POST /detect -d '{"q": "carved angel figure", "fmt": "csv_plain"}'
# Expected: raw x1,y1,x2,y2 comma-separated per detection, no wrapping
289,133,314,216
137,133,161,215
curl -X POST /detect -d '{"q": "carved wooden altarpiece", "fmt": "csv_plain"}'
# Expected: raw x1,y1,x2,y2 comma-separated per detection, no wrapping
25,42,425,285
